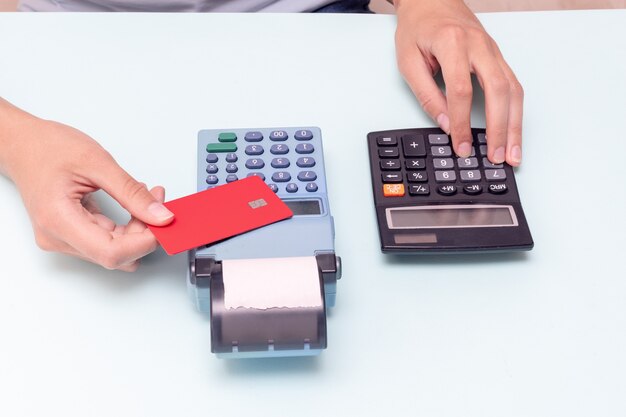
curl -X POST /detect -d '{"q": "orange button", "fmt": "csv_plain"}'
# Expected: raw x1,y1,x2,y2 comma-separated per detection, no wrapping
383,184,405,197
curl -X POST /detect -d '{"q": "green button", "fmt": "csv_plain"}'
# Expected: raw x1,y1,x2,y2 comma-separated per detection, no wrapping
206,143,238,153
218,132,237,142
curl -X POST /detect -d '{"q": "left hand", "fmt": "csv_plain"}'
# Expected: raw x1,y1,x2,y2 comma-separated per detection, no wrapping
394,0,524,166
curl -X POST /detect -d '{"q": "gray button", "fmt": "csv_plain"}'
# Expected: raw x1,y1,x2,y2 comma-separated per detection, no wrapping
247,172,265,181
477,133,487,144
435,170,457,182
269,130,288,141
286,183,298,193
485,169,507,181
225,163,238,173
479,145,488,156
226,174,238,183
297,157,315,167
245,144,264,155
306,183,318,192
296,143,314,154
428,134,449,145
433,158,454,169
271,158,290,168
206,153,218,163
268,184,278,193
206,164,218,174
431,146,452,157
294,130,313,140
225,153,238,162
244,131,263,142
270,144,289,155
205,175,218,185
272,172,291,182
457,157,479,168
460,170,481,182
482,157,503,169
297,171,317,181
245,158,265,169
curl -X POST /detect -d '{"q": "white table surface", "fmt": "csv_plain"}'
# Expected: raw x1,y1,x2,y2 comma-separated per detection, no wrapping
0,10,625,417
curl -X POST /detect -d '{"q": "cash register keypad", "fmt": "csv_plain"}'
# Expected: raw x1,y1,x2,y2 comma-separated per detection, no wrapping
202,128,322,195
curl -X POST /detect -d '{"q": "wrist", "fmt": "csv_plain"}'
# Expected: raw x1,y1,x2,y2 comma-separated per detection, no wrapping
0,99,43,180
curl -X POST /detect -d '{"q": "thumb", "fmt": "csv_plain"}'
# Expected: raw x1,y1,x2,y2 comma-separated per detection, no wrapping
94,157,174,226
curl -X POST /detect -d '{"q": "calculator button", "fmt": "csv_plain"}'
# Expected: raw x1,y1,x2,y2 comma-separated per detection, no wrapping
402,135,426,157
206,175,218,185
477,133,487,144
485,169,507,181
377,136,397,146
382,173,403,183
457,157,478,168
407,171,428,183
437,185,457,196
435,170,457,182
245,145,264,155
297,157,316,167
409,184,430,196
269,130,288,141
405,159,426,170
431,146,452,157
206,143,237,153
226,174,238,183
479,145,488,156
225,153,238,163
226,163,238,173
488,183,508,194
286,183,299,193
482,157,503,169
381,160,401,170
297,171,317,181
270,144,289,155
433,158,454,169
206,164,218,174
428,134,449,145
460,170,481,182
244,131,263,142
295,143,314,154
245,158,265,169
463,184,483,195
294,130,313,141
206,153,218,163
383,184,405,197
247,172,265,181
268,184,279,193
306,183,318,192
271,158,290,168
272,172,291,182
379,148,399,158
218,132,237,142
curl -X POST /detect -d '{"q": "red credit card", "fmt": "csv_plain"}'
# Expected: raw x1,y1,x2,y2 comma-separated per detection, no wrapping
147,176,293,255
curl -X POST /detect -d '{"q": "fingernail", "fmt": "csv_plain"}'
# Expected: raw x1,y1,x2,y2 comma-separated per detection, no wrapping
457,142,472,158
493,147,506,164
148,202,174,221
436,113,450,134
510,145,522,165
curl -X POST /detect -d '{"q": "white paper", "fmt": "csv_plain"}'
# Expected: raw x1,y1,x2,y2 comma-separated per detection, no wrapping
222,256,322,310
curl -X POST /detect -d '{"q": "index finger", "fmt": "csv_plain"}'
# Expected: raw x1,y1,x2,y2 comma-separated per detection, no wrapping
435,40,474,157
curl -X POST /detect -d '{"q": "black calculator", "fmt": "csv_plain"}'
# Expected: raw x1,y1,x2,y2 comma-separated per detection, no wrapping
367,127,533,253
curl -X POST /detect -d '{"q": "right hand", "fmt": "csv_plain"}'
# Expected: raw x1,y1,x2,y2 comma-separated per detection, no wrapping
0,100,174,271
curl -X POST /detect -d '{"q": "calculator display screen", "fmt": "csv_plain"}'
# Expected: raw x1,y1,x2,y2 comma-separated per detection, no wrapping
284,200,322,216
387,205,517,229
